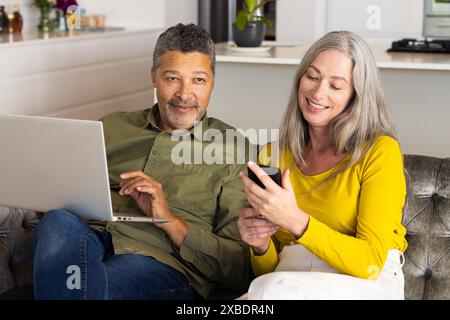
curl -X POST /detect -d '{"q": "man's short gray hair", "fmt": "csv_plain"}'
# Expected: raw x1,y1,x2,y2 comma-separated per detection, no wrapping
153,23,216,73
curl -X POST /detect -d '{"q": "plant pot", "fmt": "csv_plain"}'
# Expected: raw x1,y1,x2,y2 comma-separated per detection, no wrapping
232,22,266,47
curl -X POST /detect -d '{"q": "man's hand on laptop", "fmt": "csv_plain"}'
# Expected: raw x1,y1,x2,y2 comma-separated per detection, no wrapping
118,171,188,248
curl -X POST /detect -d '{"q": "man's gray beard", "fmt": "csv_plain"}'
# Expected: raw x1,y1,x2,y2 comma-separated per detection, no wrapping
162,104,200,128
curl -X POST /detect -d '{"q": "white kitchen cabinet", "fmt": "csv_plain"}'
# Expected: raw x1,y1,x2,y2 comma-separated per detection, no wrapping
0,28,162,120
277,0,425,42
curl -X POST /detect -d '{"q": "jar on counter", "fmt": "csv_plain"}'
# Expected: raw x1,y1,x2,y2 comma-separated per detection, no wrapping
95,15,106,29
12,5,23,33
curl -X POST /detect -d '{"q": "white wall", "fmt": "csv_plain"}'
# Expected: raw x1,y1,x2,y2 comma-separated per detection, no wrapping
77,0,198,28
277,0,424,43
77,0,165,28
326,0,423,38
276,0,327,43
2,0,198,33
165,0,198,27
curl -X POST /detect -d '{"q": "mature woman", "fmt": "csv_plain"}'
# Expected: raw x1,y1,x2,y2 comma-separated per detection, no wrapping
238,31,407,300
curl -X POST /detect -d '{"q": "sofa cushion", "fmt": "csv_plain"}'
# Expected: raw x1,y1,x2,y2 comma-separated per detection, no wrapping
402,155,450,300
0,207,38,296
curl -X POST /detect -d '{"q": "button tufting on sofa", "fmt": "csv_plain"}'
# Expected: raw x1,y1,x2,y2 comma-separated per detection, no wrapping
0,207,39,298
402,155,450,300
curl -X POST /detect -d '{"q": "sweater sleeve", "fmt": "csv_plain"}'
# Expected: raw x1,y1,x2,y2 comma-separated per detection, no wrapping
250,239,280,276
250,144,283,276
297,137,407,279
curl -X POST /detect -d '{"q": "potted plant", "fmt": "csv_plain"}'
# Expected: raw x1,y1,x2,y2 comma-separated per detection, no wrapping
232,0,275,47
32,0,56,32
33,0,77,32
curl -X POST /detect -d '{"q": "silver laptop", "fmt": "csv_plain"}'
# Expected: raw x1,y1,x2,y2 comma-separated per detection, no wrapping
0,114,168,223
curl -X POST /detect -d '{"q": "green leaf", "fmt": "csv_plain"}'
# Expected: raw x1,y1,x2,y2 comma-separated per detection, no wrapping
245,0,257,12
259,15,272,28
254,0,276,12
237,0,276,29
236,10,247,31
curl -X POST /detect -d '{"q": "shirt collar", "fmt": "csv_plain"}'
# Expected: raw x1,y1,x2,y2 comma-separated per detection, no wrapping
145,104,209,141
145,104,161,130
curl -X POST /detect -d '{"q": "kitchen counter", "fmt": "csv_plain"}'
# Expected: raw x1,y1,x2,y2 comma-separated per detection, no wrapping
216,39,450,71
0,27,155,47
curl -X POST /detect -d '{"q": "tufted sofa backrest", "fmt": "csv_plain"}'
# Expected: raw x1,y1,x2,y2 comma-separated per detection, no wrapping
402,155,450,300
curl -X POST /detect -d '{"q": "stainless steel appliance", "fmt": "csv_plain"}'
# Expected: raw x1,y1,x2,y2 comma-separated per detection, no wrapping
388,38,450,53
198,0,235,43
424,0,450,38
198,0,275,43
388,0,450,53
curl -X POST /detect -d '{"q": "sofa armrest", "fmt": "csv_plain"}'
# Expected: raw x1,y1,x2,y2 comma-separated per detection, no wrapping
0,207,39,296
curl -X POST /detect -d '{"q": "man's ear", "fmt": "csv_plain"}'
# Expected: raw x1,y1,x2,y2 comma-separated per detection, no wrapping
151,67,156,86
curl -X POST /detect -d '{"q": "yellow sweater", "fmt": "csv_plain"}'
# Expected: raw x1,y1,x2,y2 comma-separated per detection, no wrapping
251,135,408,279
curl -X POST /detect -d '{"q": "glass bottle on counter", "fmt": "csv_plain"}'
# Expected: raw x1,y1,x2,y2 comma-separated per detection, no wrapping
0,6,9,33
12,5,23,33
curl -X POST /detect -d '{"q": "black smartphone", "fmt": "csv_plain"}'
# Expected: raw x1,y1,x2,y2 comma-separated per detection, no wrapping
248,165,282,189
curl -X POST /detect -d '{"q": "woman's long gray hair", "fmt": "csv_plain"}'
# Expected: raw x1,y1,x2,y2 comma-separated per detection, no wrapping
278,31,396,177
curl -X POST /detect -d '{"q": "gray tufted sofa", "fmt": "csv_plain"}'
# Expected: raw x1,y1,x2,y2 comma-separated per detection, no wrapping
402,155,449,299
0,154,448,300
0,208,38,297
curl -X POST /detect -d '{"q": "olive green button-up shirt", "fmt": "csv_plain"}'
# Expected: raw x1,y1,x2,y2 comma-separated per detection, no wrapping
91,105,251,298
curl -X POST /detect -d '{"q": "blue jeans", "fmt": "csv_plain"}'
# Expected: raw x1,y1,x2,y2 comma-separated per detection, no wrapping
32,209,197,300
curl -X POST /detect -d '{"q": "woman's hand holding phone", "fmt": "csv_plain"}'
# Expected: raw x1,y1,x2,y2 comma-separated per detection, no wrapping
247,165,282,188
240,161,310,239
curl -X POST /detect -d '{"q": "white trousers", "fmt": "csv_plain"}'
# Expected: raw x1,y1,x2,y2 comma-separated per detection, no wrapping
246,244,405,300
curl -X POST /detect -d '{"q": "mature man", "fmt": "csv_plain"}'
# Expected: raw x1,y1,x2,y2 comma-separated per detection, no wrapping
31,23,252,300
